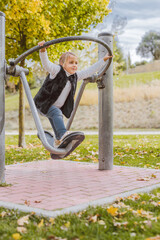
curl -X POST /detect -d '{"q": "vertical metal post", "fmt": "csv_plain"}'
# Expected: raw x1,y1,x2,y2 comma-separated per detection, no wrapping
0,12,6,183
98,32,113,170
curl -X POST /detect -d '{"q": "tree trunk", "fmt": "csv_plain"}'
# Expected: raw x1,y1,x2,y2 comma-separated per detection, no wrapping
18,60,26,147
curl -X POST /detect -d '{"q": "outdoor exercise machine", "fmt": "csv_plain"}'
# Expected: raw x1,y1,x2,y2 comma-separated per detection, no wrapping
0,11,113,183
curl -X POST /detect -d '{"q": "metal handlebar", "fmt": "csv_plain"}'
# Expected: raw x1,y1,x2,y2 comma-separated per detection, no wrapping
10,35,112,79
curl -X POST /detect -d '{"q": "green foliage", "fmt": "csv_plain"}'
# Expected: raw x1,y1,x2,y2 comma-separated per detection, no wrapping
136,31,160,60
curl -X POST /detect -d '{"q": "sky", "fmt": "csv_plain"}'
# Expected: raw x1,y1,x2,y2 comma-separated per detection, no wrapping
91,0,160,64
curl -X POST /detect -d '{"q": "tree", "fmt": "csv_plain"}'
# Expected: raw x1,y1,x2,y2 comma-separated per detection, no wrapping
1,0,111,147
136,31,160,60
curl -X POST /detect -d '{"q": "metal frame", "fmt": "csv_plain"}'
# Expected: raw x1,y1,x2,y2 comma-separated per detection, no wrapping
98,33,113,170
0,11,113,183
0,12,5,183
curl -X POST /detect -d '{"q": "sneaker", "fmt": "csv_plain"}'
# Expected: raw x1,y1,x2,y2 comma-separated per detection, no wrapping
54,131,72,148
61,131,72,141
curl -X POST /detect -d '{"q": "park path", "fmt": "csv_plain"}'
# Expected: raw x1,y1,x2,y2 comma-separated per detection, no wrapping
0,160,160,217
5,130,160,135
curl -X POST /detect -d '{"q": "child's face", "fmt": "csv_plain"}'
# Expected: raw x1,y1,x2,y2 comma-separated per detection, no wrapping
63,55,78,74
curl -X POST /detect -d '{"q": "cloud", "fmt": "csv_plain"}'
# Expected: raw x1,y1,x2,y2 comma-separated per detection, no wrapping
101,0,160,63
89,0,160,63
128,18,160,31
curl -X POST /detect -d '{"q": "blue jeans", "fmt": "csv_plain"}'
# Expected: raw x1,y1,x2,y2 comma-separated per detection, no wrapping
46,105,66,140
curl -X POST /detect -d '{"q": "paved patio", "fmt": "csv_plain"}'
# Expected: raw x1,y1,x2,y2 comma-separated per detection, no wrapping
0,160,160,216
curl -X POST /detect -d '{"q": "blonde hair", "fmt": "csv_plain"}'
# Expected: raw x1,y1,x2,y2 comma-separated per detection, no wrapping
59,52,77,65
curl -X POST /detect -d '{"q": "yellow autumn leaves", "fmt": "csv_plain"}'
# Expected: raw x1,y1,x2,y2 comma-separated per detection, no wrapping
5,0,51,36
5,0,44,18
12,214,30,239
107,205,119,216
11,214,55,239
105,192,160,238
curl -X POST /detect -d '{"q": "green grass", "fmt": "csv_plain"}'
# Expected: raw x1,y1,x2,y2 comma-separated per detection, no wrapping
5,134,160,169
0,188,160,239
5,88,39,112
113,71,160,88
5,135,50,165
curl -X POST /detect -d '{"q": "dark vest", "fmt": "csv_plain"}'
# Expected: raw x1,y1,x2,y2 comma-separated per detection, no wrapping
34,66,78,118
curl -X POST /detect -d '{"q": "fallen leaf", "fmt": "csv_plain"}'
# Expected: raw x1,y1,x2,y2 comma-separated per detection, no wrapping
17,215,29,226
0,211,7,217
12,233,21,240
64,221,70,228
135,209,153,219
118,211,127,217
145,236,160,240
49,218,55,225
107,206,118,216
137,174,157,181
113,221,128,227
34,200,41,203
17,227,27,234
143,220,152,227
98,220,105,225
137,177,150,181
38,219,44,228
151,174,156,178
115,197,124,202
24,200,30,206
127,193,140,200
89,215,98,223
150,201,160,206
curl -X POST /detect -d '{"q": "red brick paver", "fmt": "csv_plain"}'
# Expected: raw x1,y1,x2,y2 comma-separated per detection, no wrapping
0,160,160,211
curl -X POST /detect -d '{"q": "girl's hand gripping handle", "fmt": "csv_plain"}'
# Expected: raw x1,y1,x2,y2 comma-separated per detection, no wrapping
38,40,49,53
103,54,113,62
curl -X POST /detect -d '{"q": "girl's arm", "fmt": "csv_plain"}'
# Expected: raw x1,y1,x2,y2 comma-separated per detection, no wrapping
76,54,112,81
39,41,60,77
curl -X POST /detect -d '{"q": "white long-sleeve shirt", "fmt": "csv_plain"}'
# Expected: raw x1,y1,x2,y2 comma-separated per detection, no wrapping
40,51,106,108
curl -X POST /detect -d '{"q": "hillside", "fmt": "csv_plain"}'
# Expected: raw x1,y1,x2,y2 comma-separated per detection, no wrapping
128,60,160,74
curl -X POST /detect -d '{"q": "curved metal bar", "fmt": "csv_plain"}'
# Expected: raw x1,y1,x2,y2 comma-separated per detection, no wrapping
20,71,70,155
10,36,112,78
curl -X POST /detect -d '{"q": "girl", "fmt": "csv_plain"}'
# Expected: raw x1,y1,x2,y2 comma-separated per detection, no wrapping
34,41,112,148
